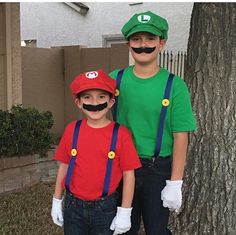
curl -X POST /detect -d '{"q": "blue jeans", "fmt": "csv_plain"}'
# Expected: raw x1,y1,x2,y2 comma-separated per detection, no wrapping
63,192,118,235
126,156,172,235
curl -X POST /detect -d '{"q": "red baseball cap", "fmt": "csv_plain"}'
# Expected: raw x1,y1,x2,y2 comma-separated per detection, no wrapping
70,69,116,97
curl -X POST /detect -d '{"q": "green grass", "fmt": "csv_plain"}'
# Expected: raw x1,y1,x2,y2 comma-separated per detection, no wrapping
0,182,63,235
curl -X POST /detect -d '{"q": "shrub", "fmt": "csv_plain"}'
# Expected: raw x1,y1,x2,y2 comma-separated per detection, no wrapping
0,105,54,157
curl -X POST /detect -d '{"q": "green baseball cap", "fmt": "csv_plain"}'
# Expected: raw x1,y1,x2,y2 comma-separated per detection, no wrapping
121,11,169,41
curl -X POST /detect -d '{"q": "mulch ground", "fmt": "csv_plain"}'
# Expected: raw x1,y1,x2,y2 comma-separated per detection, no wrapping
0,182,145,235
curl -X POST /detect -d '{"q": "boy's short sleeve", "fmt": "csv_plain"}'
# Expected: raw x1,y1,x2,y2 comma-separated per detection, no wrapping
118,126,141,171
171,78,197,132
109,70,119,80
54,124,74,164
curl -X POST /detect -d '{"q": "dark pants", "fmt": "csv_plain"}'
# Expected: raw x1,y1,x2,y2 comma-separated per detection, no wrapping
63,192,118,235
126,156,172,235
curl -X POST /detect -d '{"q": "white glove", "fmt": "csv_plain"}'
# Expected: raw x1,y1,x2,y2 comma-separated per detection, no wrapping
110,207,132,234
51,196,64,227
161,180,183,212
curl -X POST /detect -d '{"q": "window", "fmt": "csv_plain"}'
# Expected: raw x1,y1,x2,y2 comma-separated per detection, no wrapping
102,34,126,47
21,40,37,47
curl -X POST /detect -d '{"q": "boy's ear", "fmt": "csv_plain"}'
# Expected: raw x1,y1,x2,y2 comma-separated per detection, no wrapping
109,98,116,108
160,39,166,50
75,98,82,109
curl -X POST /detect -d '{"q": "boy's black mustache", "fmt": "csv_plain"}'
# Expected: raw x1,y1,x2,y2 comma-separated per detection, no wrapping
83,102,108,111
131,47,156,54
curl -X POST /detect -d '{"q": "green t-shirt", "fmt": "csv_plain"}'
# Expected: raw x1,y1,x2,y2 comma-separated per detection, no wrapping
110,66,197,157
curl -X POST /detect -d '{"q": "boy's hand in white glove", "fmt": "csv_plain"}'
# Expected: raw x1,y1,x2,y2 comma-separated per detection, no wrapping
161,180,183,212
51,196,63,227
110,207,132,234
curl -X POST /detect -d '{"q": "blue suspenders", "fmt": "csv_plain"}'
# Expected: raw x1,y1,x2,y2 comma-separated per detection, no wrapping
113,69,175,158
154,73,174,157
102,122,120,196
65,120,82,192
65,120,120,197
113,69,124,122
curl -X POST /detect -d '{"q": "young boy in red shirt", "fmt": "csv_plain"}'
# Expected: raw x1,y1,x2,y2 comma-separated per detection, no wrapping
51,70,141,235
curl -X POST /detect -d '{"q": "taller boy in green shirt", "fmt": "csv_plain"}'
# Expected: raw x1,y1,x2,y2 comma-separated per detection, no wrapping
110,11,196,235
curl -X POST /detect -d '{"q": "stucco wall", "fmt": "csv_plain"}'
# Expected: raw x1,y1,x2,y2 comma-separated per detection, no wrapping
21,47,65,137
20,2,193,53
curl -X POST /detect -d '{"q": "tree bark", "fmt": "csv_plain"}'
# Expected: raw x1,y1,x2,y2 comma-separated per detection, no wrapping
170,3,236,235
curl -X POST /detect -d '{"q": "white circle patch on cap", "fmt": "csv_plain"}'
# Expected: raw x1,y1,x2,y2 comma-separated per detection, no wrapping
138,14,151,23
85,71,98,79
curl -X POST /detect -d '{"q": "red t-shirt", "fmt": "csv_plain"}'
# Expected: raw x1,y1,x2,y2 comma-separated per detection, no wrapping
54,119,141,200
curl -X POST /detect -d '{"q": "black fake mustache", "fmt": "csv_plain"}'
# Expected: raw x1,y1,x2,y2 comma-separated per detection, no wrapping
131,47,156,54
83,102,108,112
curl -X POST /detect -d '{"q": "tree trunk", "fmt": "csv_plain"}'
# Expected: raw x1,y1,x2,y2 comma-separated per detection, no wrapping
170,3,236,235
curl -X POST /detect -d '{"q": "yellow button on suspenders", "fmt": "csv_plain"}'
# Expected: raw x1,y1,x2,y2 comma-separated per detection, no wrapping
71,148,77,157
115,89,120,97
162,99,170,107
108,151,115,159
